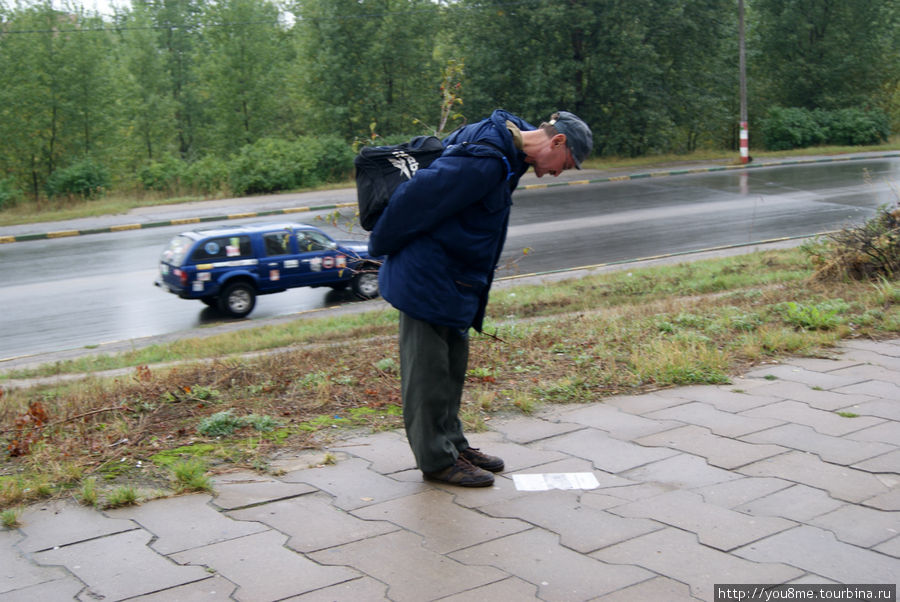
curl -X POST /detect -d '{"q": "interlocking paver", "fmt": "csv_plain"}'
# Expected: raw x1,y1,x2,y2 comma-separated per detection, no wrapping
286,576,388,601
840,398,900,421
734,525,900,583
861,487,900,511
491,414,584,444
547,403,681,440
637,425,786,469
602,391,693,415
852,449,900,474
735,484,847,522
16,499,137,553
353,489,530,554
809,504,900,547
479,488,662,553
227,491,398,553
0,531,71,596
35,529,210,601
0,577,84,602
738,450,892,503
748,379,879,411
846,420,900,445
647,402,783,437
328,430,417,474
741,364,866,389
621,453,743,489
538,428,678,473
463,431,570,472
449,528,653,602
609,490,795,551
834,378,900,400
740,400,884,436
129,574,237,601
209,471,316,510
591,527,803,601
832,363,900,385
172,530,359,601
281,457,427,510
595,576,699,601
692,477,793,509
874,535,900,559
657,384,782,412
308,530,506,602
108,494,267,555
510,456,638,490
437,576,539,601
741,423,895,465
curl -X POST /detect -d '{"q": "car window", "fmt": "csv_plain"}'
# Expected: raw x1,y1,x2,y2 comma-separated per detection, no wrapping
190,235,253,262
160,235,193,267
296,230,335,253
263,231,292,256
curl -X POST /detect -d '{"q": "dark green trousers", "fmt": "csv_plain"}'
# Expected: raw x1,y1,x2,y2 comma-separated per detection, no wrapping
399,311,470,473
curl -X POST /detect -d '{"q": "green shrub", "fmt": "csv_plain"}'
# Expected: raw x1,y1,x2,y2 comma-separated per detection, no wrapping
183,155,230,195
197,410,245,437
46,158,109,199
0,177,21,210
229,136,353,196
817,108,889,146
760,107,825,151
138,154,186,192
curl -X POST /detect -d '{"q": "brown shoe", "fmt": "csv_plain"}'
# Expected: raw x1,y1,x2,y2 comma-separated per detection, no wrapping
423,456,494,487
459,447,504,472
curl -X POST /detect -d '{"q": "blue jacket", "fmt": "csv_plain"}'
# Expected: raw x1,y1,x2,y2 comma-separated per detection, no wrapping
369,110,533,331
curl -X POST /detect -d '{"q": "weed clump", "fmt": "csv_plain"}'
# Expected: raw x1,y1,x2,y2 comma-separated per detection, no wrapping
805,201,900,281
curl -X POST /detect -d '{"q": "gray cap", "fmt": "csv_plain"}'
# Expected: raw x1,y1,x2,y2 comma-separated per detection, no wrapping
549,111,592,169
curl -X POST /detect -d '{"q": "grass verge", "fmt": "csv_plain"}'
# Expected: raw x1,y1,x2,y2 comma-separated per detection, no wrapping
3,245,899,510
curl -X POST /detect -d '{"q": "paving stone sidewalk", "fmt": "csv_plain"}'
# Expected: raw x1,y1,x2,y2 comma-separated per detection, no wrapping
2,339,898,601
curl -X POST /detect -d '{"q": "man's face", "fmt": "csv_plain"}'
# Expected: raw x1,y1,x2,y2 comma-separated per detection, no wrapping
526,133,575,177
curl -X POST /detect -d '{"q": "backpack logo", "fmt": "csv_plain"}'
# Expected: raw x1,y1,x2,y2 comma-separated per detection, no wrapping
388,150,419,180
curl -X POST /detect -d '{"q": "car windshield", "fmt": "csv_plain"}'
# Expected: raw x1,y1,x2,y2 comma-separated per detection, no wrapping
160,235,193,267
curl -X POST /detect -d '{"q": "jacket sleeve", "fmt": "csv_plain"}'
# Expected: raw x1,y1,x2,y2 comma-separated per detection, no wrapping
368,152,506,257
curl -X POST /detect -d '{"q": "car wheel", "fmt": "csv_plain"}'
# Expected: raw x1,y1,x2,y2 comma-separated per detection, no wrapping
351,271,379,299
218,281,256,317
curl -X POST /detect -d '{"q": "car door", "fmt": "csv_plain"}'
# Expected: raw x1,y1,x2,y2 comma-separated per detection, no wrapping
259,229,307,290
295,228,349,286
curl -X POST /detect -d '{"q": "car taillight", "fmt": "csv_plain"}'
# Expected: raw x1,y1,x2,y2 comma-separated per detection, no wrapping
174,268,188,286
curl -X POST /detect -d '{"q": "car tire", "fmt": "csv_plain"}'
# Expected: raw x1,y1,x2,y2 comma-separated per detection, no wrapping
351,271,379,299
218,281,256,317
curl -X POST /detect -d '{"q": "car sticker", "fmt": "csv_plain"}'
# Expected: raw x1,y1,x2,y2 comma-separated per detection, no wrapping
226,245,240,257
284,259,299,269
204,242,219,255
336,255,347,268
196,259,258,270
197,272,211,282
192,281,204,292
310,257,323,272
322,256,334,269
270,269,280,281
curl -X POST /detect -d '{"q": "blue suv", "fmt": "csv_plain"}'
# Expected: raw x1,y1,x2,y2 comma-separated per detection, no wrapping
155,222,380,317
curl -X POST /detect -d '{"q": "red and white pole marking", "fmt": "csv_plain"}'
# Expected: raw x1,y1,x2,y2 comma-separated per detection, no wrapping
740,121,750,164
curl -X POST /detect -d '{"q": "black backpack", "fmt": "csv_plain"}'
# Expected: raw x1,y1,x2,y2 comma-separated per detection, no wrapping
354,135,445,231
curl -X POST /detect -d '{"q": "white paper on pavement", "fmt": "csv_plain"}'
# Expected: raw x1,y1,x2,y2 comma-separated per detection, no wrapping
511,472,600,491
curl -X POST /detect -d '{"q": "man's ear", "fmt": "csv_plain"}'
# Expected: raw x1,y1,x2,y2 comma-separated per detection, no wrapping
552,133,567,148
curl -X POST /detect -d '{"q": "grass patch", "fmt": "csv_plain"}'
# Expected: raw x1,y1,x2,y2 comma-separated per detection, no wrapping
4,243,900,509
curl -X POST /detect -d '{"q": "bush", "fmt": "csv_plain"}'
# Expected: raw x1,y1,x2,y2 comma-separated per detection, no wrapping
183,155,230,195
46,158,109,199
138,154,186,192
760,107,825,151
761,106,890,151
817,108,889,146
0,177,21,210
229,136,353,196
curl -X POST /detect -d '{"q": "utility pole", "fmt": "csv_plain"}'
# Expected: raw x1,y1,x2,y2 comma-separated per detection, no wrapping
738,0,750,163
